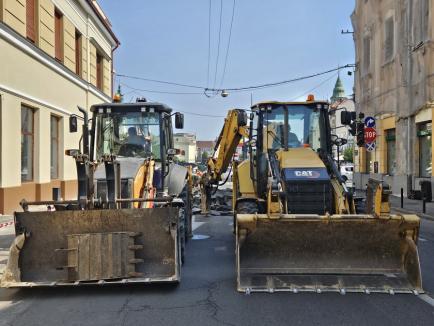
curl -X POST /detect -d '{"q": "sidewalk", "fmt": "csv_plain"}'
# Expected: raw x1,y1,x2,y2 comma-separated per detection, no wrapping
389,195,434,221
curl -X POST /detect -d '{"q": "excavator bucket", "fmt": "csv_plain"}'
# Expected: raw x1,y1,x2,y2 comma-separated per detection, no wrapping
1,207,181,287
236,214,422,294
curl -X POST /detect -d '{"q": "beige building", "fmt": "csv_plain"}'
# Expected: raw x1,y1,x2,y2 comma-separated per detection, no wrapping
174,133,197,163
351,0,434,196
0,0,119,214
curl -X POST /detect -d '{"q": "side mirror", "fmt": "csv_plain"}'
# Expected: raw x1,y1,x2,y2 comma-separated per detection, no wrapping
175,113,184,129
69,115,78,133
65,149,80,157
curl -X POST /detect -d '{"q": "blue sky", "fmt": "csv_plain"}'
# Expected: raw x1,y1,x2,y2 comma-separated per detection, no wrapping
99,0,355,139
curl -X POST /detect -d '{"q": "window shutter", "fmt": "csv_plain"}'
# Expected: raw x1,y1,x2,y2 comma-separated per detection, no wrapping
96,53,103,89
26,0,36,42
55,10,63,61
75,30,82,76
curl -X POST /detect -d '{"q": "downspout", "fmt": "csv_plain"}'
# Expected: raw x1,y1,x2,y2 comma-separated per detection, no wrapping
111,42,120,99
407,0,414,195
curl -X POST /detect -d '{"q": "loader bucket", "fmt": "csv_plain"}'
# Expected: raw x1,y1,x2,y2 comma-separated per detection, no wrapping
236,214,422,294
1,207,181,287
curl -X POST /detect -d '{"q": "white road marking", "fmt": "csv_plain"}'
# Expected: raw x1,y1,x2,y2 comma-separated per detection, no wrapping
192,216,205,231
419,294,434,307
419,237,428,242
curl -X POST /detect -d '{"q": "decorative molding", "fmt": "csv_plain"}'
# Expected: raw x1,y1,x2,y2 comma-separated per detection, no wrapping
0,22,111,103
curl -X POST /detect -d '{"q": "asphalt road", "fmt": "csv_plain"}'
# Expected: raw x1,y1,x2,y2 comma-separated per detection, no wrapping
0,215,433,326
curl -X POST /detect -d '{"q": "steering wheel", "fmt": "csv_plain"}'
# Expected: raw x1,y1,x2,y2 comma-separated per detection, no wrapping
118,143,145,157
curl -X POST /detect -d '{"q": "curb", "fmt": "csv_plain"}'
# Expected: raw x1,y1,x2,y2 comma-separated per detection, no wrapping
392,207,434,222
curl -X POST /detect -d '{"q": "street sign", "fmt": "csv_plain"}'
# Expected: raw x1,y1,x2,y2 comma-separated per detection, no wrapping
364,127,377,143
365,116,376,128
366,142,376,152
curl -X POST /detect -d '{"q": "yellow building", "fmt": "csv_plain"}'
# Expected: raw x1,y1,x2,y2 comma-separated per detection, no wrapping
0,0,119,214
352,0,434,196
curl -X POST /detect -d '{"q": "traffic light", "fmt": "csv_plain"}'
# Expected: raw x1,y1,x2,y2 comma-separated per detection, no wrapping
356,121,365,147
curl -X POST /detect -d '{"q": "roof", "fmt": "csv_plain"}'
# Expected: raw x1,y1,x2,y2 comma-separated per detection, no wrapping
86,0,120,46
252,100,329,110
330,76,346,102
197,141,215,148
90,102,173,113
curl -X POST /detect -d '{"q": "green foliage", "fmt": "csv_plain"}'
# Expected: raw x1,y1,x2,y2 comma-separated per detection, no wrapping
343,146,354,163
201,151,209,163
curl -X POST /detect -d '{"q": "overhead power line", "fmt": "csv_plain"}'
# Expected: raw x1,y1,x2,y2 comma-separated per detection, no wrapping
115,64,353,95
120,82,203,95
206,0,212,88
219,0,236,88
213,0,224,90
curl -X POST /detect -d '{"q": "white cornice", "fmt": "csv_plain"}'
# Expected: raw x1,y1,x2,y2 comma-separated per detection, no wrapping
0,23,111,103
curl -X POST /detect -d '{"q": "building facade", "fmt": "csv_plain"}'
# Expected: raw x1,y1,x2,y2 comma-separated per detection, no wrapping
174,133,197,163
352,0,434,195
196,140,215,163
0,0,119,213
329,76,355,163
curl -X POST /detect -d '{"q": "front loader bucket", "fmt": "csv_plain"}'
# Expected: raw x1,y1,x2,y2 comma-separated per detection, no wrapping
236,214,422,294
1,207,181,287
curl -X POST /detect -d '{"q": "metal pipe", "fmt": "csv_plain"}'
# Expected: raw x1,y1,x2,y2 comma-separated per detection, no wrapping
78,106,89,157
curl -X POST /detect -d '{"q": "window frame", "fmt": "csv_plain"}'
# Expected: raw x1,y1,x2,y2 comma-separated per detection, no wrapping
384,15,395,63
362,34,371,75
21,106,35,182
50,115,60,180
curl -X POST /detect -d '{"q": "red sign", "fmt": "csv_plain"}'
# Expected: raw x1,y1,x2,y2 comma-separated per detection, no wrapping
364,127,377,143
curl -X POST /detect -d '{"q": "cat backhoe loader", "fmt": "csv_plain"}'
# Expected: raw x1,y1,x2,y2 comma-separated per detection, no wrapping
1,100,192,287
203,97,422,294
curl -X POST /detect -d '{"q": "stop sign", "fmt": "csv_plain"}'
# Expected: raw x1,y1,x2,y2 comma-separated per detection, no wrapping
364,127,377,143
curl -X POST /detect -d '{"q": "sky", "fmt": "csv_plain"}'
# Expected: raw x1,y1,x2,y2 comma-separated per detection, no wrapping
98,0,356,140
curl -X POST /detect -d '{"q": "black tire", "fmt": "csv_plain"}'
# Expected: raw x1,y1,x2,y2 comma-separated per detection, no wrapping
234,200,258,233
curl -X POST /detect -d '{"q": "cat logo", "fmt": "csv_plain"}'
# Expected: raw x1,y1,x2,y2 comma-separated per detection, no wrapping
294,170,320,178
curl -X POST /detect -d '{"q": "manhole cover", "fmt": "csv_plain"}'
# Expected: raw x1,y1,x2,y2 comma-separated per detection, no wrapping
192,234,210,240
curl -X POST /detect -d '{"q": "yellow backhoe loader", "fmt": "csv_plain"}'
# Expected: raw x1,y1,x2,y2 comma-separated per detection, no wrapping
203,97,423,294
1,99,192,287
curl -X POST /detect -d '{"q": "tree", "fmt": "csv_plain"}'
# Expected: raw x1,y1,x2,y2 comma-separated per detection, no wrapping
343,146,354,163
201,151,209,164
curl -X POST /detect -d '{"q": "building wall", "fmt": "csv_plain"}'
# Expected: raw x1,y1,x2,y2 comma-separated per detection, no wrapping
0,0,118,213
352,0,434,195
174,133,197,163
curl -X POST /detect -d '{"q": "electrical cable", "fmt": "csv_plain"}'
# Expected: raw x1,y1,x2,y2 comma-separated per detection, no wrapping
207,0,212,88
219,0,236,88
116,64,352,94
289,72,338,101
120,82,203,95
213,0,223,90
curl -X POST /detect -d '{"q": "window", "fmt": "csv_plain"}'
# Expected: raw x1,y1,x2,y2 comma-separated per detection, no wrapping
21,106,34,182
26,0,37,43
96,52,103,90
96,111,161,159
363,35,371,73
415,0,430,44
418,122,432,177
54,9,63,62
384,16,394,62
50,116,60,179
385,129,396,175
75,30,82,76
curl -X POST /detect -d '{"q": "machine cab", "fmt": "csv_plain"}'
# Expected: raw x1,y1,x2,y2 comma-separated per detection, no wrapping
90,102,175,162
